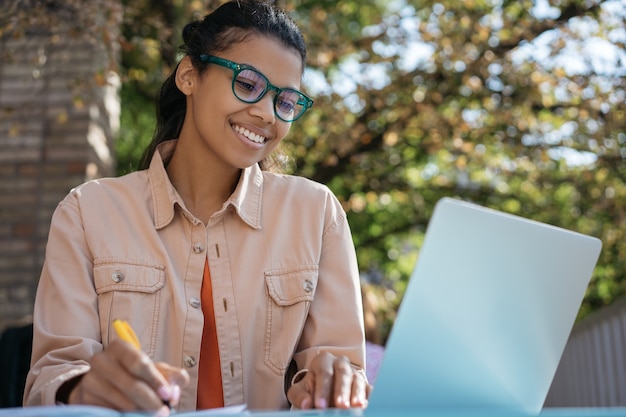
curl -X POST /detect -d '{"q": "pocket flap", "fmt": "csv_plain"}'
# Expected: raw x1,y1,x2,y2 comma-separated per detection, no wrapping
94,259,165,294
265,266,319,306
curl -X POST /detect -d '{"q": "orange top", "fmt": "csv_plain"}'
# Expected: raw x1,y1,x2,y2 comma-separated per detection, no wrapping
196,259,225,409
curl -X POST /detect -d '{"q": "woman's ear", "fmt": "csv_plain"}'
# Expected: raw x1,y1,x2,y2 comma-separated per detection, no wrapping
175,56,196,95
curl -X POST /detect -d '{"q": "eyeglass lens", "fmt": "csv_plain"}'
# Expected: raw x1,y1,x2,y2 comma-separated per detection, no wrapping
234,68,305,121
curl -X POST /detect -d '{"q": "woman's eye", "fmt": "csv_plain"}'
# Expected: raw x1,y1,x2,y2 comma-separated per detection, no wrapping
235,79,257,92
277,98,296,112
235,69,265,97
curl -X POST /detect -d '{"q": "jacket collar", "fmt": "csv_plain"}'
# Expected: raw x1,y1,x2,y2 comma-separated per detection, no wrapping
148,140,263,230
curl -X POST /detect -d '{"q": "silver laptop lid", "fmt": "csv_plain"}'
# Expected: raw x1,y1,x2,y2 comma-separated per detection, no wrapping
368,198,602,415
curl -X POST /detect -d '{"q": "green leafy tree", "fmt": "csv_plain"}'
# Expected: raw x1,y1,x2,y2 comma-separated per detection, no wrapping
115,0,626,339
7,0,623,342
283,0,626,333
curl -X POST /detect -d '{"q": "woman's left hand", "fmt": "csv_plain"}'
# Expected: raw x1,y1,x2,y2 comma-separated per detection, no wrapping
287,351,371,409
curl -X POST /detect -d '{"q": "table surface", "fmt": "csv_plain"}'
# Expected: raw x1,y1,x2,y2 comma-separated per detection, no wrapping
2,405,626,417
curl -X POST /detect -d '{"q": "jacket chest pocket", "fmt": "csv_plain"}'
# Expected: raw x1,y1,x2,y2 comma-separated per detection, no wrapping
94,259,166,357
264,266,318,374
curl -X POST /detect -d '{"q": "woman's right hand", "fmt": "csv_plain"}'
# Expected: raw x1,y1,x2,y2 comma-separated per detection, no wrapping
67,340,189,415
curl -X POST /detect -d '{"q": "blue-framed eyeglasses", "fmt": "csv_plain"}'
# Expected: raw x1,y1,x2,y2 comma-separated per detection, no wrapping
198,54,314,122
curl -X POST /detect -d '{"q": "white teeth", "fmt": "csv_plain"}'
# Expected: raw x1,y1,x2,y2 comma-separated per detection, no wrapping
233,125,266,144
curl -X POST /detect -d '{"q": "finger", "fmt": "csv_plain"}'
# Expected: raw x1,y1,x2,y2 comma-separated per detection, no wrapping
156,362,190,387
156,362,191,406
68,372,129,409
350,372,369,408
108,340,172,405
312,352,334,409
73,353,139,410
93,343,168,410
286,377,313,409
331,356,353,409
81,377,136,411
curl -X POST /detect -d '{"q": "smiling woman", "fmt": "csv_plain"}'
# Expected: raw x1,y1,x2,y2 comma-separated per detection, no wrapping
23,0,369,414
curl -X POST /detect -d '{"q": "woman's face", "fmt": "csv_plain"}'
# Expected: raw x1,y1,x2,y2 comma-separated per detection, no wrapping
179,35,304,171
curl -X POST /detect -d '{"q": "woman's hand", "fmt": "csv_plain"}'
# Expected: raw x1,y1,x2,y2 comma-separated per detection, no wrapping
67,340,189,415
287,351,371,409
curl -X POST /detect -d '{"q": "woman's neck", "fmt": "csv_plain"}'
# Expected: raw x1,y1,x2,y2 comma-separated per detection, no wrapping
166,141,241,224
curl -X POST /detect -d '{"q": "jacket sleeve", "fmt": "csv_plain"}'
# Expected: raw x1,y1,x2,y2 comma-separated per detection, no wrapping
292,191,366,374
23,194,103,406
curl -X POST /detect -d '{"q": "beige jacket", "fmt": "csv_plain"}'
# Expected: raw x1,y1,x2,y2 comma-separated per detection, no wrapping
24,140,365,411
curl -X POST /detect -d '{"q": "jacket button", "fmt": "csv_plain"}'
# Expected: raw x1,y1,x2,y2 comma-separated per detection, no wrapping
111,271,124,283
184,355,197,368
303,279,314,293
193,243,205,253
189,297,201,308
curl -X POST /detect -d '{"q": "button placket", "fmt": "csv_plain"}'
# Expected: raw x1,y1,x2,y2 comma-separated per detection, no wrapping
183,228,205,377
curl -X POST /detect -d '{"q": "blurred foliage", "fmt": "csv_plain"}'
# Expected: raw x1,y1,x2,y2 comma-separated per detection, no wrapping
4,0,626,343
115,0,626,343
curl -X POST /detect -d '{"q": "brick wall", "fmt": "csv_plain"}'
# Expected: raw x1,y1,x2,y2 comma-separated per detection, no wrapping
0,2,121,333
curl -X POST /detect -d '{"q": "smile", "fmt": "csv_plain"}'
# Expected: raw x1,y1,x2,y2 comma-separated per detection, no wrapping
233,124,267,144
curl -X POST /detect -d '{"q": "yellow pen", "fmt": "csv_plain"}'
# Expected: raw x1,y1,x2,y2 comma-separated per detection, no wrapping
112,319,172,409
113,319,141,350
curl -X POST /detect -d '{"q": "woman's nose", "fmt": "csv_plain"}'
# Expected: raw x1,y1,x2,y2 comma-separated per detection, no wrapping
249,93,276,123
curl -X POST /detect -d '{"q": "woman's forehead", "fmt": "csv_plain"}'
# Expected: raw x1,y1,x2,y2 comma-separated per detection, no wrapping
219,35,304,86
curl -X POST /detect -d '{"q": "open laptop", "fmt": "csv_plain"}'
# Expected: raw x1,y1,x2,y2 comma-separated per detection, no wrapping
366,197,602,416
